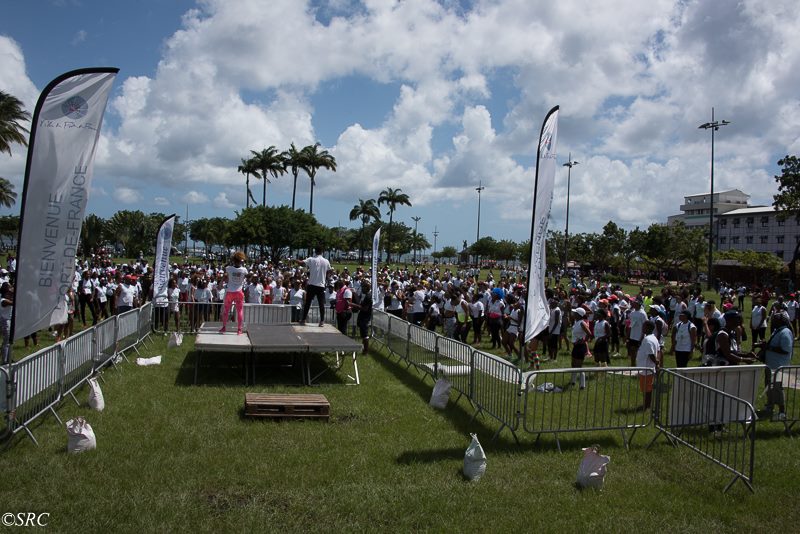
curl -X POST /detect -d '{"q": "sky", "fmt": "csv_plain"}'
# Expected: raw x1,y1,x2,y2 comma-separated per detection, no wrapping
1,0,799,254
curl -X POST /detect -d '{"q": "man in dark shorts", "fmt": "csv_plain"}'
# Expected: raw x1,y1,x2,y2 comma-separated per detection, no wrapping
352,280,373,354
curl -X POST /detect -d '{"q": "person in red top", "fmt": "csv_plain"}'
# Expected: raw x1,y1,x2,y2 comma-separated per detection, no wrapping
334,279,353,335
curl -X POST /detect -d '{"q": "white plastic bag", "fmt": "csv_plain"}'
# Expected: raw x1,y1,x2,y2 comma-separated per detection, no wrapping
136,355,162,366
168,332,183,348
66,417,96,454
87,377,105,411
429,378,451,409
576,446,610,490
463,433,487,482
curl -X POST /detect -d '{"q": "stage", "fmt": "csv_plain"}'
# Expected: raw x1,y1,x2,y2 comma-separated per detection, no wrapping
194,322,362,386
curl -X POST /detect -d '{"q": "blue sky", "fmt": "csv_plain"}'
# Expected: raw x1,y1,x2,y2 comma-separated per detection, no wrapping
2,0,799,254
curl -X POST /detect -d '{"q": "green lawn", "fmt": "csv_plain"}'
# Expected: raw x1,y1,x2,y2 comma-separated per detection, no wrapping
1,333,798,533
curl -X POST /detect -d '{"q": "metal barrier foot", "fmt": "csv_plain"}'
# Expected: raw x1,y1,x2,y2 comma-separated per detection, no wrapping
723,474,754,494
68,391,80,406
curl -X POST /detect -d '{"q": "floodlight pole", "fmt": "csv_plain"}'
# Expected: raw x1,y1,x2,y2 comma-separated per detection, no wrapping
563,154,579,275
412,216,421,263
699,108,730,290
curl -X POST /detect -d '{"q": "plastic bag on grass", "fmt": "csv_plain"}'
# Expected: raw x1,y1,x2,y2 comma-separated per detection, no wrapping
429,378,451,409
136,355,162,366
87,377,105,411
168,332,183,348
463,433,486,482
576,445,610,490
66,417,96,453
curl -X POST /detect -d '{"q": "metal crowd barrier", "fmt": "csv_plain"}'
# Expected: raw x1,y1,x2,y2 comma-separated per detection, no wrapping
3,302,153,447
649,368,756,493
138,302,153,345
436,337,473,401
771,365,799,436
61,330,95,402
371,309,390,347
94,316,118,370
8,345,63,446
244,304,293,325
386,315,410,360
116,308,141,358
523,367,652,451
471,350,523,441
407,324,437,377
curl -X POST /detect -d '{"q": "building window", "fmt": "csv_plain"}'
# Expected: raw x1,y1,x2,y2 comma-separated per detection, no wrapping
720,219,727,228
760,235,768,244
777,219,785,227
720,237,727,244
777,235,784,244
732,218,740,228
761,216,769,227
746,236,753,244
746,217,754,228
731,236,740,244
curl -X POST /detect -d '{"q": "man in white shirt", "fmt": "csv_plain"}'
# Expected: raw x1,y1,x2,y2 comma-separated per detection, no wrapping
299,246,332,326
636,321,659,410
626,299,647,366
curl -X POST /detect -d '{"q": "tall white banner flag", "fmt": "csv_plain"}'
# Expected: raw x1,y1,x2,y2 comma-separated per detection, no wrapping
12,68,118,340
153,214,177,301
371,227,382,310
524,106,559,343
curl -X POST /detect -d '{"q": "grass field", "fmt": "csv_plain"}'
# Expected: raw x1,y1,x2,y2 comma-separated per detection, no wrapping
1,332,798,533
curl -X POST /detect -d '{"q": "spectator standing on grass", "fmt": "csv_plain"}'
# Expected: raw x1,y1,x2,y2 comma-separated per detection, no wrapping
167,278,181,331
593,309,610,368
1,283,12,364
115,275,137,315
751,297,767,348
626,299,647,366
737,285,747,309
351,280,373,354
786,293,798,338
334,279,353,334
701,316,756,367
470,292,485,345
670,309,697,368
546,298,562,362
637,321,659,410
299,246,332,326
569,307,592,389
758,311,793,420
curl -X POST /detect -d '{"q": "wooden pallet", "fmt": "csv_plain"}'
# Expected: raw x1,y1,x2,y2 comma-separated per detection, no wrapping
244,393,330,420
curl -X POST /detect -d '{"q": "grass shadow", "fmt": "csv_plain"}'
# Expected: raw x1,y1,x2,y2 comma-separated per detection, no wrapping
396,447,465,465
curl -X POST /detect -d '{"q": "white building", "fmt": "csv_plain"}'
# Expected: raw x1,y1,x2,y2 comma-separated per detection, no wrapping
716,206,798,262
667,189,750,227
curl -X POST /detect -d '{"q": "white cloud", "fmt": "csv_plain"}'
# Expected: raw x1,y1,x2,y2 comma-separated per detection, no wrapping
182,191,209,204
71,30,87,45
213,191,236,209
114,187,142,204
153,196,170,206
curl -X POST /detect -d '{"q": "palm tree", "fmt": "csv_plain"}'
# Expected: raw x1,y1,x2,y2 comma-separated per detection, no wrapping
377,187,412,262
250,147,286,207
0,91,30,156
349,198,381,263
0,178,16,208
237,157,260,209
284,142,305,210
300,143,337,215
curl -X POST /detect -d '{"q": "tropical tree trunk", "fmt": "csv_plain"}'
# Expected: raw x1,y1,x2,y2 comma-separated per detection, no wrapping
309,174,316,215
387,211,394,263
262,178,267,207
291,170,298,210
246,174,250,208
359,221,365,264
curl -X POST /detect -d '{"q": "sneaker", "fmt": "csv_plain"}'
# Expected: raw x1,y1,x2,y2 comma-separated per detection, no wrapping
218,328,226,334
776,412,787,421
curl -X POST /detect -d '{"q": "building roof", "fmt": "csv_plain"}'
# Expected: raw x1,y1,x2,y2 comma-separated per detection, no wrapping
718,205,776,216
685,188,749,199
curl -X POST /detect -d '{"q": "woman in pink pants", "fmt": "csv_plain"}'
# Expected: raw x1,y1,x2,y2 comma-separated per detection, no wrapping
219,251,248,334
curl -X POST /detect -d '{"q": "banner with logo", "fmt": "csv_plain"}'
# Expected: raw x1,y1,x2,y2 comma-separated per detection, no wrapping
12,68,118,340
153,214,176,301
371,226,382,310
524,105,559,343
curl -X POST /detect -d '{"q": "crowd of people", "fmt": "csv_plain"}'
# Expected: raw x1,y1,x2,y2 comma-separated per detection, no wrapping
1,250,796,416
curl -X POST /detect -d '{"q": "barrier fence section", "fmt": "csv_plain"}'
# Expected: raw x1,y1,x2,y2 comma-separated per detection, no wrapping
772,365,799,436
3,302,153,446
471,350,522,440
138,302,153,345
523,367,652,451
649,368,756,493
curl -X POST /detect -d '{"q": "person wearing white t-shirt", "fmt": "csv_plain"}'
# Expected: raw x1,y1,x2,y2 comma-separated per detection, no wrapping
299,246,332,326
220,251,248,334
670,309,697,367
636,322,659,410
626,299,647,366
245,276,264,304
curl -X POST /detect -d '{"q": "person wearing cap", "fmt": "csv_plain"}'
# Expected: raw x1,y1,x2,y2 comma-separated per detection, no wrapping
570,307,592,388
670,309,697,368
486,288,506,349
592,309,611,368
626,299,647,366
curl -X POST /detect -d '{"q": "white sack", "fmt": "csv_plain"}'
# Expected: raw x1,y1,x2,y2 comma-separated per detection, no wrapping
167,332,183,348
66,417,96,453
136,355,162,366
429,378,451,409
87,377,104,411
576,446,610,490
463,433,487,482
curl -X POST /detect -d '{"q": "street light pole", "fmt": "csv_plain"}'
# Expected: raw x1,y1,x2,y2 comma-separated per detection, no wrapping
475,181,485,265
433,226,439,256
411,216,421,264
562,154,579,275
699,108,730,290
